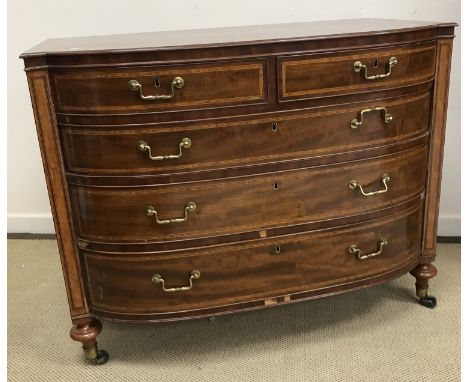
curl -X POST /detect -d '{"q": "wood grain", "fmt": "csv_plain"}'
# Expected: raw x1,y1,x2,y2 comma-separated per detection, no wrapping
53,60,267,113
69,146,427,243
56,82,432,126
83,203,422,318
279,43,436,100
422,38,454,261
26,71,88,318
21,19,453,57
60,91,430,175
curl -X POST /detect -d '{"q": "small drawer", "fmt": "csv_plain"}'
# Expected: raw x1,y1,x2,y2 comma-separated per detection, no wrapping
278,42,436,101
61,91,430,175
53,59,267,113
83,204,423,316
70,146,427,243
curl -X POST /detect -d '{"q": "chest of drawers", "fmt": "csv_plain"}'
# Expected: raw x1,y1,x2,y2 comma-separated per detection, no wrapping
21,19,456,365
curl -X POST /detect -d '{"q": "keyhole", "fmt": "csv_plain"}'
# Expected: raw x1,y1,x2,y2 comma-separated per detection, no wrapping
154,77,161,87
275,245,281,254
373,59,379,68
273,182,279,190
272,121,278,132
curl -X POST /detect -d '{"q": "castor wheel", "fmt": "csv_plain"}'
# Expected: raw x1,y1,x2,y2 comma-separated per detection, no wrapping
419,295,437,309
87,349,109,365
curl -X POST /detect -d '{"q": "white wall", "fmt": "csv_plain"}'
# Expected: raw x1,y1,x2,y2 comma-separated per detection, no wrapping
7,0,460,235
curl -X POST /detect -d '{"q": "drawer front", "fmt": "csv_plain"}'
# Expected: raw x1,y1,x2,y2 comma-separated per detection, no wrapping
279,43,436,101
71,146,427,243
62,91,430,175
53,60,267,113
84,204,423,315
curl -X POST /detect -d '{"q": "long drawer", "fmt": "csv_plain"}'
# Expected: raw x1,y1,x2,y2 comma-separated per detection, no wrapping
83,203,423,316
52,59,268,113
61,91,430,175
278,42,436,101
70,146,427,243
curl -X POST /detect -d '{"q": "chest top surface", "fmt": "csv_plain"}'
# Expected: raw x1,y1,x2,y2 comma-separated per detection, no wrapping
21,18,455,57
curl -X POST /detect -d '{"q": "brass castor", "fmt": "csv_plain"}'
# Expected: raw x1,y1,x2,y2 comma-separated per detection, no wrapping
86,349,109,365
419,295,437,309
83,343,109,365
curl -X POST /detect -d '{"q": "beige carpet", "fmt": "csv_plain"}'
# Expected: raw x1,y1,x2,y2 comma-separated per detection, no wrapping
8,240,460,382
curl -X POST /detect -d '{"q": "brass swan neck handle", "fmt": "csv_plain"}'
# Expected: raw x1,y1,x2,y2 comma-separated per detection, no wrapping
128,76,184,101
349,174,390,197
137,138,192,161
144,202,197,225
152,270,201,293
349,238,388,260
350,107,393,129
353,57,398,80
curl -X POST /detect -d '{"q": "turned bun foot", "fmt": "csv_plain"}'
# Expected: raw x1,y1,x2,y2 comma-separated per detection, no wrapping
410,263,437,309
70,318,109,365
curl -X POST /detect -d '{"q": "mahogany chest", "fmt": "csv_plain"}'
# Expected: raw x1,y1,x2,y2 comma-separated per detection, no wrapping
21,19,456,364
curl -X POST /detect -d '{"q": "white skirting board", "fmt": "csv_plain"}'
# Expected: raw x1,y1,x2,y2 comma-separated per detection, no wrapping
7,213,461,236
7,213,55,234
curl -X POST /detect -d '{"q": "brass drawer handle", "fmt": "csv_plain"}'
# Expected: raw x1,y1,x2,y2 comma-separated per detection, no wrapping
349,174,390,196
137,138,192,161
350,107,393,129
128,76,184,101
349,238,388,260
144,202,196,224
152,270,201,292
353,57,398,80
